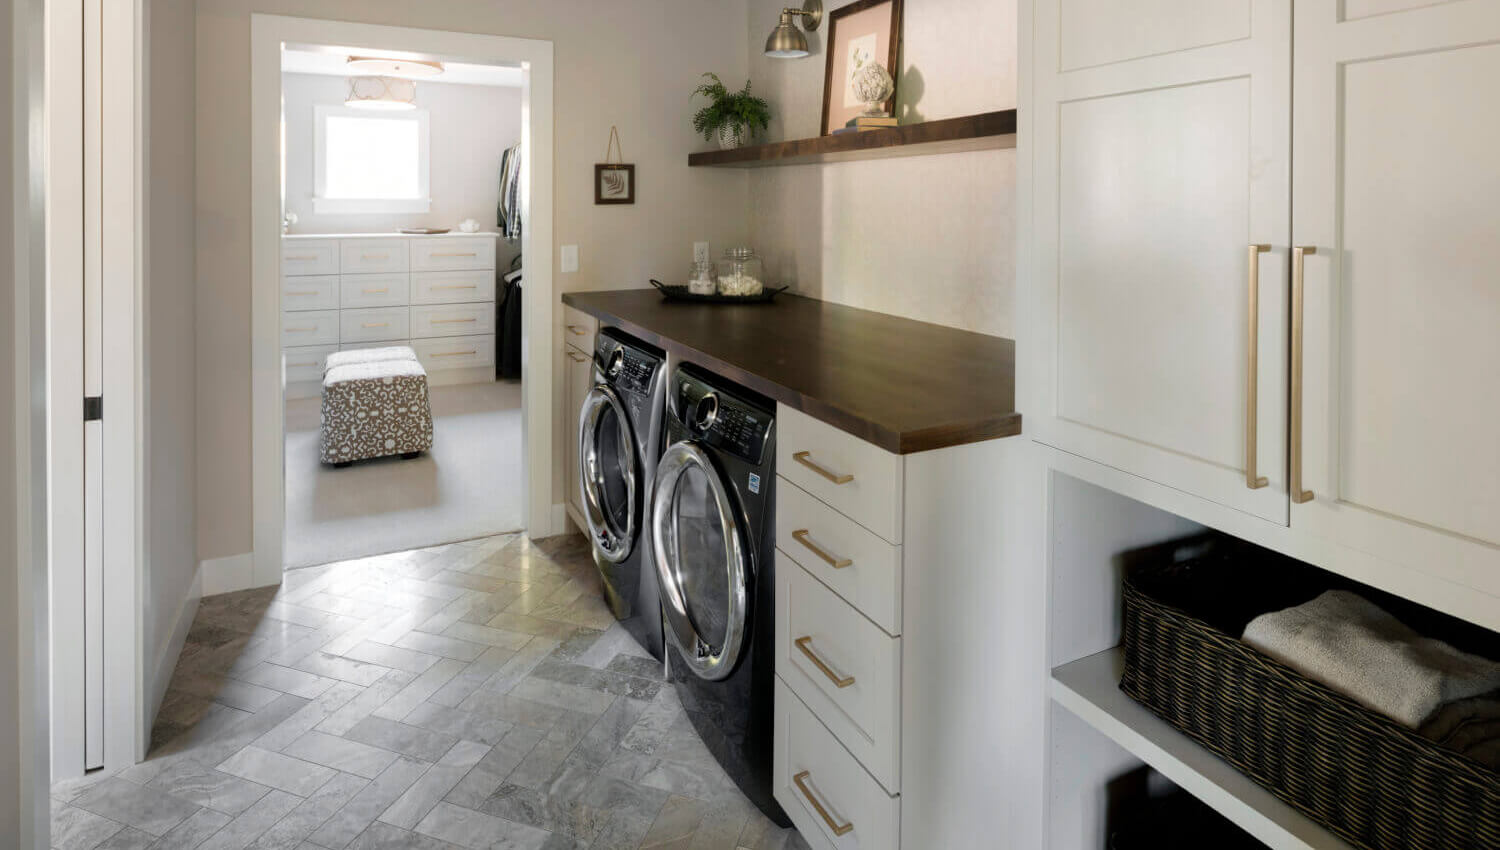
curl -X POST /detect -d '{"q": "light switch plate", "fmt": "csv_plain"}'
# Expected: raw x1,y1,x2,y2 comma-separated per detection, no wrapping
693,242,709,264
561,244,579,273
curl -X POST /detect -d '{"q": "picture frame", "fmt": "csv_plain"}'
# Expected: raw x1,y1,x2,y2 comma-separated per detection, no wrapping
594,163,635,205
820,0,904,136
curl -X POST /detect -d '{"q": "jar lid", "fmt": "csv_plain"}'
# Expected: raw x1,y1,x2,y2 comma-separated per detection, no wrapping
723,247,756,259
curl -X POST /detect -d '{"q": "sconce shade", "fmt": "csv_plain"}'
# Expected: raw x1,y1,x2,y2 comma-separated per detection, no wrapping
764,0,822,58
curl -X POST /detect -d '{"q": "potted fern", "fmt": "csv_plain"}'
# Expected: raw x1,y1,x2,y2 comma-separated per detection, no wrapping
692,73,771,150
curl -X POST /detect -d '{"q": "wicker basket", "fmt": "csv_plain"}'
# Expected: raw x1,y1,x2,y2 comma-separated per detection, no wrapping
1120,550,1500,850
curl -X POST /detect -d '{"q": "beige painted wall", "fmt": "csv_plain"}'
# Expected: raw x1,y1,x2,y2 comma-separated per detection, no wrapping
195,0,751,561
3,0,21,835
145,0,200,720
743,0,1017,338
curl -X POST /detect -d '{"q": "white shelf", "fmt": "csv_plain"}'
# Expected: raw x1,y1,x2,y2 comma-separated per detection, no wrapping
1050,648,1357,850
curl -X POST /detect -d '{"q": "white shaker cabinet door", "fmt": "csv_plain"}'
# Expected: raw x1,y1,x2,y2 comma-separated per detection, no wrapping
1029,0,1292,524
564,344,594,521
1292,0,1500,597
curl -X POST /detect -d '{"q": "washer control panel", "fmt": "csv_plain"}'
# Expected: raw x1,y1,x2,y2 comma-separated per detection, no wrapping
596,330,662,398
673,371,772,465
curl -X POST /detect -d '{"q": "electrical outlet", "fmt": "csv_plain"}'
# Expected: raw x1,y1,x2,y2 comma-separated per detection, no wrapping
693,242,710,264
561,244,579,273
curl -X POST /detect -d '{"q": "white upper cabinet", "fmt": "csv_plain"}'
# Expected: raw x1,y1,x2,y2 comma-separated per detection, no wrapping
1291,0,1500,596
1031,0,1292,524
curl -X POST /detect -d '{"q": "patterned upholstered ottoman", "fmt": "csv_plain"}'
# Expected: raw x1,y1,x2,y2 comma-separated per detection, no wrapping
320,347,434,466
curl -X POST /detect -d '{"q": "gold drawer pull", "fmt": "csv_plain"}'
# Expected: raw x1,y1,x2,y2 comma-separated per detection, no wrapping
287,361,318,368
566,324,588,335
361,322,390,328
792,771,853,836
794,636,854,688
286,327,316,333
362,287,389,294
431,350,476,358
432,317,477,324
286,290,319,296
285,254,319,261
432,284,478,290
1245,244,1270,490
566,351,589,363
791,530,851,569
1291,245,1316,504
792,451,853,485
431,251,477,257
360,253,389,260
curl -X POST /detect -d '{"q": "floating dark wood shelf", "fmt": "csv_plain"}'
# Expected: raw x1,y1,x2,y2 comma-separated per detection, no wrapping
688,110,1017,168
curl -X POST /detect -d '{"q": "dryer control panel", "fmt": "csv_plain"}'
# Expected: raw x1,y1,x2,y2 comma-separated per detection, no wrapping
673,371,773,465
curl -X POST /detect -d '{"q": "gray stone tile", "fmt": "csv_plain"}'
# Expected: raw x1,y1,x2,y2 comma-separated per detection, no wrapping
341,640,441,675
596,751,734,803
427,570,511,594
295,593,397,622
685,797,754,850
70,777,203,836
234,663,336,701
620,692,683,756
442,725,546,809
92,826,154,850
528,660,662,703
546,629,606,665
573,697,650,768
573,624,653,670
507,677,617,716
485,611,582,642
251,681,365,753
306,757,430,850
401,701,514,746
315,670,416,737
286,651,394,688
454,689,561,731
282,732,399,779
371,658,468,722
375,740,489,829
176,673,285,713
217,746,338,797
145,760,273,815
477,780,608,841
344,821,467,850
604,654,664,682
388,630,488,662
639,795,706,849
427,645,517,709
197,789,302,850
474,638,561,697
150,807,233,849
413,801,551,850
343,716,457,763
585,808,658,850
440,621,534,651
506,735,578,791
50,799,124,850
247,773,367,849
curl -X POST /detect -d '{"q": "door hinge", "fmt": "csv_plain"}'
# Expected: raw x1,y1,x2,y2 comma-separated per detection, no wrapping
83,396,103,422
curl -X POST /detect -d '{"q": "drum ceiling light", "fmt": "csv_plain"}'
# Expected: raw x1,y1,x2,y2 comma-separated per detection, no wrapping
345,75,417,110
345,56,444,77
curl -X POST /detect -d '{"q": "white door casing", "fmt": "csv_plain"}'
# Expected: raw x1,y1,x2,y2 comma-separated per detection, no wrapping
1030,0,1292,524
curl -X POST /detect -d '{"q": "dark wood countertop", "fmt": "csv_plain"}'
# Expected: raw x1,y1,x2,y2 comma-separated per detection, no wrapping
561,289,1020,454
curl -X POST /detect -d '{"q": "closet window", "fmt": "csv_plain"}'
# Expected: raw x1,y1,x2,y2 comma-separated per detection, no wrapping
313,105,431,214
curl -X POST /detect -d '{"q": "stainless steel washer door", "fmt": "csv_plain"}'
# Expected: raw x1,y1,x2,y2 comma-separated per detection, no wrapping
579,384,638,563
651,441,749,681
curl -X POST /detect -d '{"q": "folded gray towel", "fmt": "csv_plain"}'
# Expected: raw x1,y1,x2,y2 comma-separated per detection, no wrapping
1242,590,1500,728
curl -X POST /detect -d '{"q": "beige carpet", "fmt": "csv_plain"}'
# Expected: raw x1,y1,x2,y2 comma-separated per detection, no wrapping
283,380,525,568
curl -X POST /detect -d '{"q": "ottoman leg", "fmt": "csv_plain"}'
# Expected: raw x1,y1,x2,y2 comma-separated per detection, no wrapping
330,460,353,468
400,451,422,460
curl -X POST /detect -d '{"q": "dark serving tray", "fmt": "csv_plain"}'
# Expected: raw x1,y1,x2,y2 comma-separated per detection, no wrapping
650,279,789,304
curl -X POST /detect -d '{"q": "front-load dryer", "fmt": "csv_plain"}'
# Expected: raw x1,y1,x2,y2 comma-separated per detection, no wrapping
650,363,788,826
578,327,666,660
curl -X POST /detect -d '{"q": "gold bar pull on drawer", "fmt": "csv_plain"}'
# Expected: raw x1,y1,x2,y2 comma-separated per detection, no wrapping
792,771,854,836
566,351,589,363
361,322,390,328
431,251,477,258
791,530,852,569
432,284,478,290
566,324,588,335
286,290,318,296
792,451,853,485
794,636,854,688
362,287,388,294
1245,244,1270,490
285,254,318,261
1291,246,1316,504
432,317,477,324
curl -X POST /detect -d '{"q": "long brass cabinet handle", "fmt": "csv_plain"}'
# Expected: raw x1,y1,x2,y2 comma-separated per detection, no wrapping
432,251,477,258
285,254,319,261
1245,244,1270,490
360,253,389,260
286,327,315,333
566,325,588,335
431,350,476,358
1291,245,1316,504
362,287,389,294
433,284,478,291
361,322,390,328
432,317,477,324
286,290,318,296
792,451,853,485
795,636,854,688
792,770,854,835
791,530,852,569
566,351,589,363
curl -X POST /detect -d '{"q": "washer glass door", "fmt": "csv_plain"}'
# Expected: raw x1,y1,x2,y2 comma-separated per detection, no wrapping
579,385,637,562
652,441,749,681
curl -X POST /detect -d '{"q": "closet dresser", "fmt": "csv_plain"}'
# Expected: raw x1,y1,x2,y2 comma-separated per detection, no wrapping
280,232,500,397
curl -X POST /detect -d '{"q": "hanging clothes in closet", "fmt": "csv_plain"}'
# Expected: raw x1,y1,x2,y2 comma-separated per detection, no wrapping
496,256,523,380
497,143,523,242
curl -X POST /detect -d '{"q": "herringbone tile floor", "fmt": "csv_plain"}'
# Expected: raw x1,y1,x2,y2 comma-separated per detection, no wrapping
50,533,810,850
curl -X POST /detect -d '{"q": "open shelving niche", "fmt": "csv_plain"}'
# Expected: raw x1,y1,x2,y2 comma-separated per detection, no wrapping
1044,472,1356,850
687,109,1016,168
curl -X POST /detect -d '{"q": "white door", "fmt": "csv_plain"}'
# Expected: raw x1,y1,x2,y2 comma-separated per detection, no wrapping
1292,0,1500,597
1030,0,1292,523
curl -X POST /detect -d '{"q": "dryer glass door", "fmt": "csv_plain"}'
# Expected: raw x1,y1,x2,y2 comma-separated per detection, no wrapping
652,441,749,682
580,385,637,563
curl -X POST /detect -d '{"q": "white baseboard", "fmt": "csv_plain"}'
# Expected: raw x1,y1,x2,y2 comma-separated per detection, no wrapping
548,502,570,539
148,564,203,730
201,552,255,596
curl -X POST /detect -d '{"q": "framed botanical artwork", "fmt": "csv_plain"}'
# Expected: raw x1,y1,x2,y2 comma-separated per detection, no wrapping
820,0,903,135
594,163,635,205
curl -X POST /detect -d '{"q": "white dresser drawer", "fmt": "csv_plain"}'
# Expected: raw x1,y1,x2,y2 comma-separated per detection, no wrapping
282,344,338,384
411,303,496,339
340,339,411,354
339,239,409,274
281,310,339,347
775,678,899,850
282,239,339,276
776,478,902,636
411,270,495,304
340,307,409,343
777,556,901,793
411,237,495,271
412,334,495,371
563,305,598,352
340,273,410,309
777,406,904,544
281,275,339,311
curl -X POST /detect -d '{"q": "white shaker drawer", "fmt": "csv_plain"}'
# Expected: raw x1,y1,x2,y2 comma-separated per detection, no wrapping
340,273,410,309
281,310,339,347
282,239,339,276
777,556,901,793
412,334,495,371
340,339,411,354
340,307,409,343
281,275,339,311
776,478,902,636
411,237,495,271
411,303,496,339
282,344,338,384
411,270,495,304
775,678,899,850
563,305,597,352
777,406,904,544
339,239,409,274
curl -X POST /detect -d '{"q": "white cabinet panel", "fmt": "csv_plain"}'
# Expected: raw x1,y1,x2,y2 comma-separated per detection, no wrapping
411,270,495,304
564,344,593,521
339,238,408,274
282,238,339,276
282,344,338,384
281,309,339,347
1061,0,1250,71
563,304,598,352
281,275,338,311
1293,0,1500,596
339,273,409,309
411,237,496,271
412,334,495,371
777,406,904,544
775,478,902,636
411,303,496,339
340,307,409,343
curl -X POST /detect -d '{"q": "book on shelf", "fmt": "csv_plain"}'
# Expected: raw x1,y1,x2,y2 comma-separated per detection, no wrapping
848,115,899,129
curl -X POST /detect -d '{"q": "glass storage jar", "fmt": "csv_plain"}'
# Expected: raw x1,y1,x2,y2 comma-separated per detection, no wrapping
688,260,716,295
716,247,764,296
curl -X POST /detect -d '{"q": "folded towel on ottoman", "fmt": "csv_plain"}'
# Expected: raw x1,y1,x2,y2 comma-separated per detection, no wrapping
1243,590,1500,728
325,345,418,372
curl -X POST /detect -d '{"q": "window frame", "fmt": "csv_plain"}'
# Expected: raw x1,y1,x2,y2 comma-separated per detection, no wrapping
312,104,432,214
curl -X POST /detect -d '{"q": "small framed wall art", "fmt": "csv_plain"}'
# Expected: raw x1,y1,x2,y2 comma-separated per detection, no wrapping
595,125,635,205
820,0,904,135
